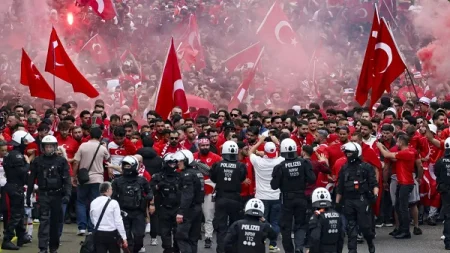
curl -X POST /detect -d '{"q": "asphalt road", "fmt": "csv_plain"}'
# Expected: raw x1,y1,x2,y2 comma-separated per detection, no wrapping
6,223,449,253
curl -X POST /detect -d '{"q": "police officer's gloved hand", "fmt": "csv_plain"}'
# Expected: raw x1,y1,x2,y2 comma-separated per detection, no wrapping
62,196,70,204
26,197,31,208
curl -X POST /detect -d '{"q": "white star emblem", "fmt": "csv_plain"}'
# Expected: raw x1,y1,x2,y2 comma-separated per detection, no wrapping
34,74,40,80
291,38,298,46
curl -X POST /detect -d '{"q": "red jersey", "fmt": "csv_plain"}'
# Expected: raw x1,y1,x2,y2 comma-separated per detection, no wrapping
239,156,255,197
394,148,417,185
326,142,346,168
193,151,222,195
290,134,309,155
158,142,184,157
332,156,347,183
56,135,79,159
25,142,40,157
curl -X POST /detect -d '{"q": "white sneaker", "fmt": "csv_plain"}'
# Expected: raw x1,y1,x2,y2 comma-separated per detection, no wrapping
145,223,151,233
33,219,40,223
151,238,158,246
139,247,146,252
77,229,86,236
442,235,445,240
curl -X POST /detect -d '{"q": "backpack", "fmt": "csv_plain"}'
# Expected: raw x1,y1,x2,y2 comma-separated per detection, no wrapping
120,180,143,210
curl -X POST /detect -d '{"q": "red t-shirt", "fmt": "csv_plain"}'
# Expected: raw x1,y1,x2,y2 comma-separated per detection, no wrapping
394,148,416,185
193,151,222,195
239,156,255,197
326,142,345,168
56,135,80,159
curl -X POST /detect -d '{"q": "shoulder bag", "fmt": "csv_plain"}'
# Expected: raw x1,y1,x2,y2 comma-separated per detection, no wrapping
79,198,111,253
77,143,101,185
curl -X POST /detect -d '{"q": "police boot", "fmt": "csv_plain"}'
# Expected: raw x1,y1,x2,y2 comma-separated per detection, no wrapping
368,240,375,253
17,235,32,247
49,249,58,253
39,250,48,253
1,241,19,250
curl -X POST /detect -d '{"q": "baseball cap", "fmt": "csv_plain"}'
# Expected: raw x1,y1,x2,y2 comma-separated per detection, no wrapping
222,121,235,130
264,142,277,158
419,97,430,106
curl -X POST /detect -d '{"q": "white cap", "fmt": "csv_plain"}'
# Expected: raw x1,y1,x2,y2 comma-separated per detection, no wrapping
419,97,430,106
292,105,301,113
386,107,397,115
264,142,277,158
429,124,437,134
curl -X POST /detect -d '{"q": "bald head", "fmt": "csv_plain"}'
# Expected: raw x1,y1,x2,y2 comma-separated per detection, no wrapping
134,154,143,163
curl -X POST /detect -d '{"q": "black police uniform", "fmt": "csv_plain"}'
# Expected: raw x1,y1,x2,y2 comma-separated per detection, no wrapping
27,154,71,253
336,160,378,253
224,216,277,253
270,157,316,253
2,148,31,249
112,171,153,253
210,160,247,253
175,163,205,253
434,151,450,249
151,168,181,253
306,209,344,253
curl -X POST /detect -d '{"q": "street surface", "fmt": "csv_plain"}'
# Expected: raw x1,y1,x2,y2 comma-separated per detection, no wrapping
5,223,449,253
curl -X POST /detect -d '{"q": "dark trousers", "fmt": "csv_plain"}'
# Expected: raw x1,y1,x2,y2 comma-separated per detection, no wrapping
159,206,179,253
150,210,159,238
94,230,121,253
38,193,63,251
443,193,450,248
280,197,308,253
123,211,146,253
176,204,202,253
344,198,374,252
379,189,393,223
2,183,26,242
213,198,242,253
395,184,414,233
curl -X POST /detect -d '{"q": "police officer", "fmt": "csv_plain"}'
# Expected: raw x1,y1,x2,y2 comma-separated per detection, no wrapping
174,149,205,253
435,137,450,250
2,130,33,250
271,138,316,253
335,142,378,253
210,141,247,253
112,155,153,253
224,198,277,253
305,187,344,253
151,154,181,253
27,135,71,253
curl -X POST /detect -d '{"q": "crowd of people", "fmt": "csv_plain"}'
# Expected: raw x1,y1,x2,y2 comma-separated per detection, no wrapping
0,0,450,253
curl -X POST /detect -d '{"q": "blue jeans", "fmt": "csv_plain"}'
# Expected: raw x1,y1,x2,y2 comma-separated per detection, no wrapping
76,183,100,231
261,199,281,247
59,203,67,238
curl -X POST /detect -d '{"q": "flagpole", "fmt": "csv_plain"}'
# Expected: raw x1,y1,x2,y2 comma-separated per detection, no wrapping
52,26,56,108
404,68,419,99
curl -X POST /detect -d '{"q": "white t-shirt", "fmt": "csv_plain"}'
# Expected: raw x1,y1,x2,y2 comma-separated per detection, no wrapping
0,157,6,187
250,154,284,200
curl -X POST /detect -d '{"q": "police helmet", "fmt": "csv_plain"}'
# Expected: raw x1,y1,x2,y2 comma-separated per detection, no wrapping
163,153,178,169
222,141,238,161
41,135,58,156
122,155,138,171
280,138,298,159
11,130,35,146
244,198,265,217
445,137,450,149
174,149,194,167
311,187,332,208
342,142,361,163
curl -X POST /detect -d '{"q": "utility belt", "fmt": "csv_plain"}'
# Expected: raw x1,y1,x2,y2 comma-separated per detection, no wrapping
39,188,63,196
216,191,241,201
161,203,180,209
438,183,450,194
280,191,305,203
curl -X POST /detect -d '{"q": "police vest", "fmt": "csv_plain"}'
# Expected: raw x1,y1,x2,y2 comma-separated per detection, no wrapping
343,164,369,195
437,156,450,191
236,219,265,253
216,161,242,195
186,167,205,205
280,158,306,193
119,179,143,210
318,210,341,250
36,157,64,191
160,173,180,208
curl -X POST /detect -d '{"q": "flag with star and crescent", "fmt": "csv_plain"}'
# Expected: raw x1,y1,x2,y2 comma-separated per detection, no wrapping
20,49,55,100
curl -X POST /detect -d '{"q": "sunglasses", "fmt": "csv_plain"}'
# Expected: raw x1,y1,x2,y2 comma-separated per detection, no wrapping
170,137,178,140
231,114,239,117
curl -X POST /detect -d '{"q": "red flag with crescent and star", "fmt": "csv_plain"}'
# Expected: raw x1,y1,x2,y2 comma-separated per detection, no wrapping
45,27,99,98
355,3,380,106
370,17,406,110
84,0,117,20
20,49,55,100
176,14,206,71
256,0,307,69
223,42,263,74
79,34,110,65
155,38,189,120
348,2,374,23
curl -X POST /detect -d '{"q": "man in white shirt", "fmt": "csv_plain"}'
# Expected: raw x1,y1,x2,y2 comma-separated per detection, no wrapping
249,136,284,253
90,182,127,253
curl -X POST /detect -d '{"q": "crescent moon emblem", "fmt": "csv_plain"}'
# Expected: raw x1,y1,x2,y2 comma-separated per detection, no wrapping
356,8,368,19
375,42,392,73
61,144,69,149
52,41,65,67
115,150,121,155
96,0,105,14
92,43,102,54
275,21,294,45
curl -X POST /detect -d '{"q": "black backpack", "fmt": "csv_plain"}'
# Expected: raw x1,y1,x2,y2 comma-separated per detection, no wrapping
120,180,143,210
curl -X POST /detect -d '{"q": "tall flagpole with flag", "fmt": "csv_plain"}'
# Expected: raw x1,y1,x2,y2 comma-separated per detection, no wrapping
51,26,56,108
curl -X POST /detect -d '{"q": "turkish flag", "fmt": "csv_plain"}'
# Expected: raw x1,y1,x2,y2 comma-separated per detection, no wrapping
370,18,406,109
228,47,264,111
88,0,116,20
348,2,374,23
256,1,307,69
20,49,55,100
379,0,397,22
355,4,380,106
80,34,110,65
224,42,263,74
176,14,206,71
155,38,188,120
45,28,99,98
